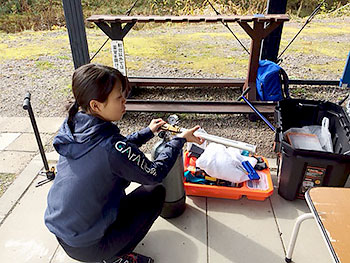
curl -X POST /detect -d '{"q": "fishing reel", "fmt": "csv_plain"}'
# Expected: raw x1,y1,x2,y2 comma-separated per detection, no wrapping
158,114,182,139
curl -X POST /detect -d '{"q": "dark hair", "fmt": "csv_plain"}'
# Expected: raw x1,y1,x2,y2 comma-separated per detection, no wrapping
67,63,129,131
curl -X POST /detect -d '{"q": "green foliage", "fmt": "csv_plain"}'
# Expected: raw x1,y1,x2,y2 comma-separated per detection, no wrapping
148,0,267,15
286,0,349,17
0,0,349,33
0,0,64,32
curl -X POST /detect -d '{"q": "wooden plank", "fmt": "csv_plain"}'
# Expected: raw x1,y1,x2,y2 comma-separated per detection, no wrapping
128,77,245,87
170,16,189,23
86,14,289,24
204,16,222,23
125,100,276,114
239,15,257,22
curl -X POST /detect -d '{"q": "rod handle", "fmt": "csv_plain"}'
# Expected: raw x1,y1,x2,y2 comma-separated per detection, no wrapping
23,92,31,110
237,87,251,101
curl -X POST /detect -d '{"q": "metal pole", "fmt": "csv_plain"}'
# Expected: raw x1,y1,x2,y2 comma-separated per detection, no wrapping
23,93,50,172
237,88,276,132
261,0,288,62
62,0,90,69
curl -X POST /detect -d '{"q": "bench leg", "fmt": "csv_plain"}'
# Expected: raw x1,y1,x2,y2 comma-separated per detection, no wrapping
285,213,314,262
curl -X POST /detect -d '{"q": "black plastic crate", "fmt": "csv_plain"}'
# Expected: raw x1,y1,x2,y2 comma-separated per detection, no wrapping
274,99,350,201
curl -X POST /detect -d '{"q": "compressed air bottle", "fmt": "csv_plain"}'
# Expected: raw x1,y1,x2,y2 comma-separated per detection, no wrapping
151,116,186,218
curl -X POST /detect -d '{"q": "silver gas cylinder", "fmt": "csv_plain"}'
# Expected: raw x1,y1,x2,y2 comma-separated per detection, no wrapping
151,115,186,218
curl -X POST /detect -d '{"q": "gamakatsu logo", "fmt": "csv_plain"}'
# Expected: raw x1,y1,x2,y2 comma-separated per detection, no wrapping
115,141,157,176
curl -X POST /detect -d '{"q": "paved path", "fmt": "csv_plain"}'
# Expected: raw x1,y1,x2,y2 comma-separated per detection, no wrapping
0,117,334,263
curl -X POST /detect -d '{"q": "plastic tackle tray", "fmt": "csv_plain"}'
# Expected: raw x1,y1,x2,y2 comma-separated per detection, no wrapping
183,153,274,201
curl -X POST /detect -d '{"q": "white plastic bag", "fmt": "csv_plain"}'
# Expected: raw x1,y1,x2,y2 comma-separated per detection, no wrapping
283,117,333,152
196,143,257,183
312,117,333,153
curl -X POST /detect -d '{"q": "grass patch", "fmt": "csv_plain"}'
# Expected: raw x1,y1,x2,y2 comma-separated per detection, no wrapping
57,55,70,60
0,19,348,78
35,61,54,70
282,23,350,37
280,21,350,60
303,23,350,35
290,87,306,96
306,60,345,75
87,29,249,76
0,30,69,61
280,39,348,59
178,56,248,76
0,173,16,197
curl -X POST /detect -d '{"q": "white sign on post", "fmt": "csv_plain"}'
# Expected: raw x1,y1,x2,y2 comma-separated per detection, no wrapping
111,40,126,76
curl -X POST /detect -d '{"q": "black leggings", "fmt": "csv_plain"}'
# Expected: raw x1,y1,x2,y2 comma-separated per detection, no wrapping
58,184,166,263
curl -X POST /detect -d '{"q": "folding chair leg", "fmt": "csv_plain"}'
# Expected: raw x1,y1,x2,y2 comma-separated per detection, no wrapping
285,213,314,262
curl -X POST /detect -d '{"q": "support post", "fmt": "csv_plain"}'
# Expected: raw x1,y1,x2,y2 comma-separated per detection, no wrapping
261,0,288,62
62,0,90,69
94,21,135,76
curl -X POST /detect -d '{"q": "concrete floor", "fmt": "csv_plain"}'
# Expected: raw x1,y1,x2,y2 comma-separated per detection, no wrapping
0,117,335,263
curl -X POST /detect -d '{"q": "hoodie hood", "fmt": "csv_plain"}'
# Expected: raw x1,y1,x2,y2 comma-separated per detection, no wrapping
53,112,118,159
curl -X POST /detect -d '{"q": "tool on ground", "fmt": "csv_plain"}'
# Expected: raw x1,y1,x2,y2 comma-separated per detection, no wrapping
23,92,55,187
187,144,204,158
253,156,268,171
160,116,257,153
241,161,260,180
237,88,276,132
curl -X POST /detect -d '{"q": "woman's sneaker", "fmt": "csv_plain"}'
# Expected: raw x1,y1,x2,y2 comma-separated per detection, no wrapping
111,252,154,263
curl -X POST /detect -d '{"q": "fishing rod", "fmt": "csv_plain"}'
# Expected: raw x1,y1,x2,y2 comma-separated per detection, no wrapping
125,0,140,16
206,0,250,55
277,0,325,63
237,88,276,132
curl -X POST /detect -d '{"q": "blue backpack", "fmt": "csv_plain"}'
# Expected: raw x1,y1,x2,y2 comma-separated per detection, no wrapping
256,60,290,101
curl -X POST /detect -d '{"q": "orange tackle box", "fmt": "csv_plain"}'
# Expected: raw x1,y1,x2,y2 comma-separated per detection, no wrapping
183,152,274,201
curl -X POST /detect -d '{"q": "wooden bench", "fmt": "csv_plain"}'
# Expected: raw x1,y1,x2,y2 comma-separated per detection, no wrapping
87,14,289,114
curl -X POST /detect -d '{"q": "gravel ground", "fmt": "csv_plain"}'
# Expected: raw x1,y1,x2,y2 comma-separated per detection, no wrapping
1,17,350,158
0,173,16,196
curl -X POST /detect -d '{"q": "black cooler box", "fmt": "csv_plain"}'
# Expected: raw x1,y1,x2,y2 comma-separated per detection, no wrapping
275,99,350,201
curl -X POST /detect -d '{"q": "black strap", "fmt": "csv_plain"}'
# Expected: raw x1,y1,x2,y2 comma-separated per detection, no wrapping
279,67,290,99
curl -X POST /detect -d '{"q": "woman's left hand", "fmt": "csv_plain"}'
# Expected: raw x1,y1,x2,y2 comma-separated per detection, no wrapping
148,118,167,133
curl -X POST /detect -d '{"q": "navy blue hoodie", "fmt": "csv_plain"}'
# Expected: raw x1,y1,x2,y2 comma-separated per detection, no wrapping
44,112,185,247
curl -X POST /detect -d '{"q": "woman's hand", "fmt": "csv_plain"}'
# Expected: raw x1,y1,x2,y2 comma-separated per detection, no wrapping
178,125,205,144
148,118,167,133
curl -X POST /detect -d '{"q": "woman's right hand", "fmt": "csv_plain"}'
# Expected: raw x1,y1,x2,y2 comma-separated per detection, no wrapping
178,125,205,145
